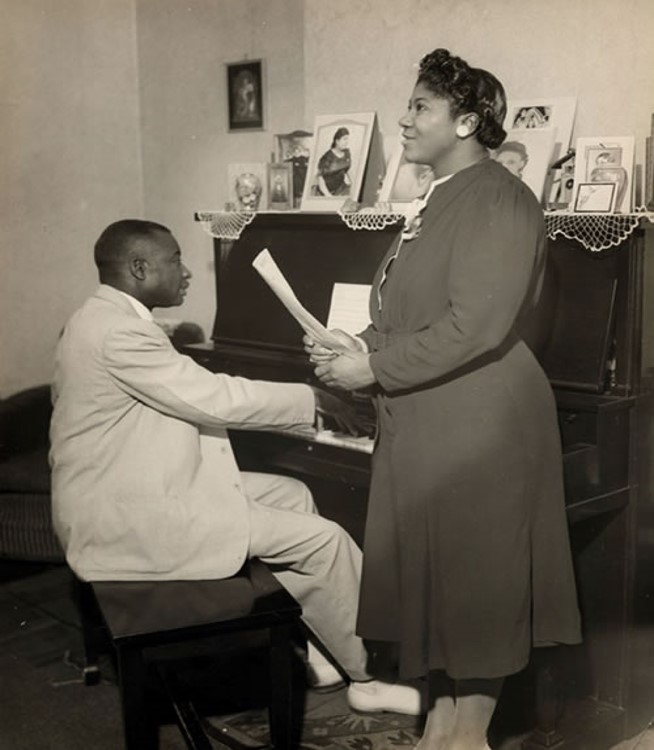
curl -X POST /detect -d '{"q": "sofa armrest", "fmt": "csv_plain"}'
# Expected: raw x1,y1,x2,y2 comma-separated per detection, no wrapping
0,385,52,459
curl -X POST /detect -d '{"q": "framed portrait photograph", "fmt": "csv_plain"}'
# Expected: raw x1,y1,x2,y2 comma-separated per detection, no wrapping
503,97,577,165
301,112,377,211
492,127,556,201
226,60,264,131
226,162,268,212
267,162,293,211
378,138,434,212
572,136,635,213
573,182,618,213
275,130,313,208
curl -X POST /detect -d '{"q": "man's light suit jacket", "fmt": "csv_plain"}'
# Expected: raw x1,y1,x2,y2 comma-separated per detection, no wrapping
50,284,315,581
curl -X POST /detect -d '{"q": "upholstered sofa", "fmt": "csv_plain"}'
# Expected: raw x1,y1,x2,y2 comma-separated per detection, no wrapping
0,384,64,562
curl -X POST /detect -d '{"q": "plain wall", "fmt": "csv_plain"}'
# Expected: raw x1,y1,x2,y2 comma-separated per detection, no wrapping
2,0,653,396
0,0,143,396
303,0,654,168
135,0,305,336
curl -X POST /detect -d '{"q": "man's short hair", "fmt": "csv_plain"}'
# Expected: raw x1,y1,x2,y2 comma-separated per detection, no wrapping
94,219,171,271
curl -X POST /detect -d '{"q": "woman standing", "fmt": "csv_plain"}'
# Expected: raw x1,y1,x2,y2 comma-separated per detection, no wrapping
307,48,581,750
315,126,352,196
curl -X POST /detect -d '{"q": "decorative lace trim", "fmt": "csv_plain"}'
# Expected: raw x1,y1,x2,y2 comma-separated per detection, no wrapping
544,208,654,252
195,210,256,241
195,208,654,251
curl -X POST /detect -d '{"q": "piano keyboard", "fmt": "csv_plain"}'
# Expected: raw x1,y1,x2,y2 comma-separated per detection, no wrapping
276,426,374,454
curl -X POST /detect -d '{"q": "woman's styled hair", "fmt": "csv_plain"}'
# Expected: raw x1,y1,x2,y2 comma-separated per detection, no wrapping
417,48,507,150
331,127,350,147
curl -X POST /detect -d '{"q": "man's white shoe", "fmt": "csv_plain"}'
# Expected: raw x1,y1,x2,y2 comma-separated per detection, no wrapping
347,680,423,715
306,641,345,691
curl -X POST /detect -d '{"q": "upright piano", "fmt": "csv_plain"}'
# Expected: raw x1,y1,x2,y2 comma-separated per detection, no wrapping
186,212,654,749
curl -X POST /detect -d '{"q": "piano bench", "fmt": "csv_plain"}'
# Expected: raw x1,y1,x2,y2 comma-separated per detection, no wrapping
74,559,302,750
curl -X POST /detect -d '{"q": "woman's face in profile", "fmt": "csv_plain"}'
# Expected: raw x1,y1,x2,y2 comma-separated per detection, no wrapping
399,83,457,168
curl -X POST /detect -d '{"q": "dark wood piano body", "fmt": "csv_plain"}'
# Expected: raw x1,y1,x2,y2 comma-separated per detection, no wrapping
186,213,654,749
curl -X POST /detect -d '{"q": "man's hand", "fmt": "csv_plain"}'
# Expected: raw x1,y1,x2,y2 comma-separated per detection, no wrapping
311,386,364,435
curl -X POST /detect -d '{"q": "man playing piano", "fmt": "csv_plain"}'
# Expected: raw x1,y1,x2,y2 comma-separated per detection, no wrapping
49,218,421,714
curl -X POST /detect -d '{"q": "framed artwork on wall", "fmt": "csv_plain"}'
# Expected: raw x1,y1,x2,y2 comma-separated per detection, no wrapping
227,60,264,131
301,112,377,211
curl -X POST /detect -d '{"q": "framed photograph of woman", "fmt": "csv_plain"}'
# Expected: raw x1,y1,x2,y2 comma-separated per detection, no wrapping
301,112,377,211
378,139,434,212
227,60,264,131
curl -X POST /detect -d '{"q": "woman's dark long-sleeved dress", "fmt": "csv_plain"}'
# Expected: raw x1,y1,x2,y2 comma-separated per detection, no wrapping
356,158,581,681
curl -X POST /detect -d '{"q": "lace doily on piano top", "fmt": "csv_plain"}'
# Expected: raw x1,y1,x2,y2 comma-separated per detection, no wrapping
196,210,256,240
196,208,654,250
543,208,654,252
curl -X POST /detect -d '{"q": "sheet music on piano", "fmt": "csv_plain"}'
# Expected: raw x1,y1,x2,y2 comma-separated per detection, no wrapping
326,283,372,335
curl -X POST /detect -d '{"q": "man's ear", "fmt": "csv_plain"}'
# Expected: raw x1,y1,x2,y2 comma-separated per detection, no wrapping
129,256,147,281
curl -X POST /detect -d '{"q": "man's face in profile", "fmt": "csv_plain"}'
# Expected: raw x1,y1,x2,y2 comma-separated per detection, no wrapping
141,231,191,308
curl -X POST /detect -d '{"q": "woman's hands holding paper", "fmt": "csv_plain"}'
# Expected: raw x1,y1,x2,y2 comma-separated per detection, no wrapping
304,330,377,392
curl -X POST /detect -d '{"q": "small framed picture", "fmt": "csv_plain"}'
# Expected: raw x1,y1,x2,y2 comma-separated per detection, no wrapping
226,60,264,131
573,182,617,213
268,163,293,210
275,130,313,208
572,136,635,213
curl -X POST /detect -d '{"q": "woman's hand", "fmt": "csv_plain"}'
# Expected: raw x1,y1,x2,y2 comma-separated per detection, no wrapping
303,329,363,364
314,351,376,392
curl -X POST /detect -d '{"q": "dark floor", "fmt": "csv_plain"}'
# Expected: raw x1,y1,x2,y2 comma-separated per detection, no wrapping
0,561,652,750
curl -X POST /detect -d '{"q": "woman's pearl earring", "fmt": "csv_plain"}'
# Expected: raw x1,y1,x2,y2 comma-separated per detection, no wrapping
456,125,470,138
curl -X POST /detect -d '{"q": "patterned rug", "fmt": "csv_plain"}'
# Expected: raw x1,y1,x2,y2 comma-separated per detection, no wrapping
215,708,421,749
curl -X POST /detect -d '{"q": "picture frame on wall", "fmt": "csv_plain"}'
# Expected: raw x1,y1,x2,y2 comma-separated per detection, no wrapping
268,162,293,210
301,112,377,211
378,138,434,212
227,59,264,131
572,136,635,213
573,182,618,213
